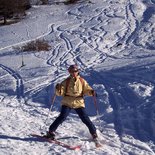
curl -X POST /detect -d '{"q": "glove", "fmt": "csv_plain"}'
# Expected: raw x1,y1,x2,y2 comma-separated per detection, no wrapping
91,90,97,97
55,83,61,90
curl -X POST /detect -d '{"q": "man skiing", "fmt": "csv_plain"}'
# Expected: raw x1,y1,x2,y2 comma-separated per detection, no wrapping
45,65,98,141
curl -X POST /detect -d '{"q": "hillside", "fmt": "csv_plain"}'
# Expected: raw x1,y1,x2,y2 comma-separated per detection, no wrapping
0,0,155,154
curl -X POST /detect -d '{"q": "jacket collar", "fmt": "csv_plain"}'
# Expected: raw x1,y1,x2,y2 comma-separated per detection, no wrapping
69,75,80,81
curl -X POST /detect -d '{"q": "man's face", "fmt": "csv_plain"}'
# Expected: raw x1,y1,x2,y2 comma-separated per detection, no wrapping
70,69,79,77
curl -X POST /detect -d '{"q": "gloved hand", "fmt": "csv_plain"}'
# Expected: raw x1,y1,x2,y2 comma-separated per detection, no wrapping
91,90,97,97
55,83,61,90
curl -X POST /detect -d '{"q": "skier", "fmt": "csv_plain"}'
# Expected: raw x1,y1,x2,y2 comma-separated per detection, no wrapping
45,65,98,141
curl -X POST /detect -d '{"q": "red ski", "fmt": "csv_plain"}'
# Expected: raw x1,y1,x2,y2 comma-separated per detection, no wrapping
31,134,81,150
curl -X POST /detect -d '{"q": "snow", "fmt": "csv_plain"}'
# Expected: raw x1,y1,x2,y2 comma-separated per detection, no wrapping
0,0,155,154
128,82,154,98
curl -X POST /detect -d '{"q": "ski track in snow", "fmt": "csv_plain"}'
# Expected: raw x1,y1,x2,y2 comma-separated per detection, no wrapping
0,0,155,154
0,64,24,100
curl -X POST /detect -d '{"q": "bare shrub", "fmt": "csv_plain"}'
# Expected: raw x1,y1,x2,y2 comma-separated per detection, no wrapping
64,0,80,4
41,0,49,5
15,39,51,52
62,0,92,5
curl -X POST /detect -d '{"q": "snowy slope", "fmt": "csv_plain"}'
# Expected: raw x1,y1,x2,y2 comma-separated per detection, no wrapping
0,0,155,154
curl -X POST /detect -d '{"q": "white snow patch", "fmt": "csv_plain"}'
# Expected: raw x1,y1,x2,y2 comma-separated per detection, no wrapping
128,82,154,98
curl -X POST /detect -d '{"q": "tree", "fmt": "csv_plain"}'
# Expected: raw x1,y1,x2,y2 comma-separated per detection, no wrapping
65,0,80,4
41,0,49,5
0,0,30,24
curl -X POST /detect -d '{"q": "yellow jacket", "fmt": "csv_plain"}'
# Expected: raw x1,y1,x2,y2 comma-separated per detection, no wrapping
55,75,93,108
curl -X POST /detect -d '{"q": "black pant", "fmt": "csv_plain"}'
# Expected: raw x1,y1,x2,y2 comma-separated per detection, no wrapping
49,105,96,135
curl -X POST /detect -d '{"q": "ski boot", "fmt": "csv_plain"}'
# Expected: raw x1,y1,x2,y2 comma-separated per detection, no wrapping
92,133,98,140
43,131,56,140
92,133,101,148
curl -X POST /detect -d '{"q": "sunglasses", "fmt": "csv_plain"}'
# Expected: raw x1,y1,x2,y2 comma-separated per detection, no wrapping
70,70,78,73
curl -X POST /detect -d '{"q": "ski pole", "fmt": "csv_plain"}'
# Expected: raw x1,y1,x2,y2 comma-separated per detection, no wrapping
41,92,56,134
45,92,56,124
93,94,102,130
93,94,99,116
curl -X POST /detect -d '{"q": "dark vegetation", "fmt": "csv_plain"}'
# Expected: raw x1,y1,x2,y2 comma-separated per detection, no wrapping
0,0,92,25
0,0,31,25
14,39,51,52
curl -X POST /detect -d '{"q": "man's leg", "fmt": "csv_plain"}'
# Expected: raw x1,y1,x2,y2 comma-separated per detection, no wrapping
75,108,97,138
49,105,71,132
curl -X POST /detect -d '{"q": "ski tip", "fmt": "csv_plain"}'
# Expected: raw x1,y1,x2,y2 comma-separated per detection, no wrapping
74,145,81,151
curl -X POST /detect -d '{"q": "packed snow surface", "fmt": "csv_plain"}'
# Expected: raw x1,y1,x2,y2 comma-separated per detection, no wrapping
0,0,155,154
